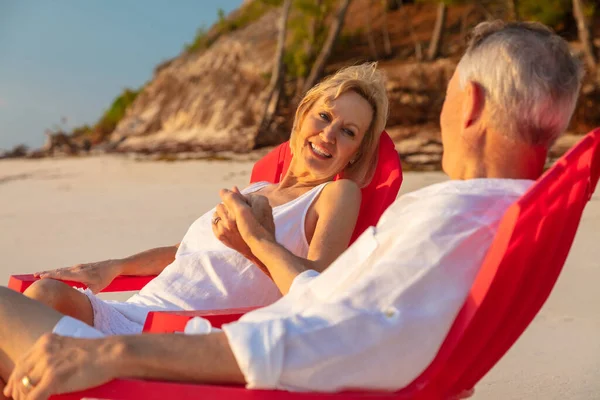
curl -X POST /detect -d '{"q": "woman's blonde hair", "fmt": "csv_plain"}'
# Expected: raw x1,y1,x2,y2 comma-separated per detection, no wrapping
290,62,389,187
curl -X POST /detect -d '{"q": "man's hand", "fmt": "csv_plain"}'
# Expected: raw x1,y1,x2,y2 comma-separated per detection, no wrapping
4,334,118,400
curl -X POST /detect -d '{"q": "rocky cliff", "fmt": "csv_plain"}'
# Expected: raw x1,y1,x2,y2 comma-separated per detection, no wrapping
111,8,284,154
98,1,600,170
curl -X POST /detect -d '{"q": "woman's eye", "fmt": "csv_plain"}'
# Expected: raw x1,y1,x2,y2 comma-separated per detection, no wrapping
343,128,355,137
319,112,330,122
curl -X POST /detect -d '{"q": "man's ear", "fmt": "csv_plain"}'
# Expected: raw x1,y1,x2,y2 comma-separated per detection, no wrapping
463,81,484,129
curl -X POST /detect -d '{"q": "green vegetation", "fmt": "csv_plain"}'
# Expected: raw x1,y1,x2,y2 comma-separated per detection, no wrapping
66,88,139,142
185,0,283,53
217,0,283,33
518,0,572,28
185,26,212,53
187,0,339,79
519,0,593,29
284,0,337,79
415,0,586,29
70,124,94,138
94,88,139,137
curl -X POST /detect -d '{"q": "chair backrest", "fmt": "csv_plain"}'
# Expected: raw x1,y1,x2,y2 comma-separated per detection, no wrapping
396,129,600,399
251,131,402,244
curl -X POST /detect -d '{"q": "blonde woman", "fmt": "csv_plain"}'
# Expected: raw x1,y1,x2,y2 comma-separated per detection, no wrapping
25,63,390,335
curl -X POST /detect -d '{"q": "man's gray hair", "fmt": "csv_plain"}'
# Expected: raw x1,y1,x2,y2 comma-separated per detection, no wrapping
457,21,584,146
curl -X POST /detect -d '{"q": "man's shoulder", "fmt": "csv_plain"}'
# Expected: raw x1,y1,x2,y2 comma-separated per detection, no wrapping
383,178,534,222
404,178,533,199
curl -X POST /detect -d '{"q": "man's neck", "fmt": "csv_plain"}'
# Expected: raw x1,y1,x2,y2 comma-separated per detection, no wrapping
452,135,548,181
456,163,543,180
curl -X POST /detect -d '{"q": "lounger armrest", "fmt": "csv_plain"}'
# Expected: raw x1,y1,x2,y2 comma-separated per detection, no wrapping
51,378,248,400
7,274,157,294
50,377,403,400
143,307,259,333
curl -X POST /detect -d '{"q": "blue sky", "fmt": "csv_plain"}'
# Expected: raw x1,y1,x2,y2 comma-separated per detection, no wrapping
0,0,242,150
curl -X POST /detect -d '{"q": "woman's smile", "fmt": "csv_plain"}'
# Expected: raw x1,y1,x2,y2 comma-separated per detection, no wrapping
309,141,333,159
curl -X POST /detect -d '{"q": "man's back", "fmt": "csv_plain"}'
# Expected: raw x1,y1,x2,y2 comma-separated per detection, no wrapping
221,178,533,392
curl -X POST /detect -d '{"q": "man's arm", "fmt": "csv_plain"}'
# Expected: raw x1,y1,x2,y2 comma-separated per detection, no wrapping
117,332,244,383
5,332,244,400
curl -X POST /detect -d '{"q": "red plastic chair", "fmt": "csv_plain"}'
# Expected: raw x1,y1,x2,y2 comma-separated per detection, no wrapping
8,131,402,293
50,128,600,399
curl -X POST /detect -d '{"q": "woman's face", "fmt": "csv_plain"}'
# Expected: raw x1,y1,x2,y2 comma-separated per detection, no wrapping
294,90,373,181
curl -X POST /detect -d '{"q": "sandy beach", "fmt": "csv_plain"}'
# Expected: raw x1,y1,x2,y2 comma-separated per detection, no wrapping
1,156,598,399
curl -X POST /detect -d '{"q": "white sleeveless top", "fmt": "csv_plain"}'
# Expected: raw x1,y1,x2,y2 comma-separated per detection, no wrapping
120,181,329,318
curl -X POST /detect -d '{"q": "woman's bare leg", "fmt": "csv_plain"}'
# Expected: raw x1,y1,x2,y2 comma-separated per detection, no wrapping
0,286,64,382
23,279,94,326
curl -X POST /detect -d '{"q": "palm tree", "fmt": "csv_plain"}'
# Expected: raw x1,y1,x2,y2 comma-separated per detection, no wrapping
572,0,597,71
506,0,519,21
302,0,353,94
427,2,447,61
381,0,393,57
258,0,292,138
366,0,379,60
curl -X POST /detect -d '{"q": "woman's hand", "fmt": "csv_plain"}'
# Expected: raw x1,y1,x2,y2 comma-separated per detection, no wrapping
218,187,276,246
33,260,122,294
211,187,255,261
4,334,118,400
213,187,276,276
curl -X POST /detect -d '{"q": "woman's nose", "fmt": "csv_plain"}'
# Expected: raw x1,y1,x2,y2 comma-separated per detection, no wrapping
320,125,337,143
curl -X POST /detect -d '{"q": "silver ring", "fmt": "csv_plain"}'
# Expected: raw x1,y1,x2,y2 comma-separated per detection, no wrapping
212,216,221,225
21,375,35,390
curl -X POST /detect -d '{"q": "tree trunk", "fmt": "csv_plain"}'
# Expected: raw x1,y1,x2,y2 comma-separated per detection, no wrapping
407,7,423,61
573,0,597,70
386,0,400,11
366,0,379,60
381,0,392,57
506,0,519,21
302,0,353,95
294,0,324,100
305,0,324,65
257,0,292,139
427,2,446,61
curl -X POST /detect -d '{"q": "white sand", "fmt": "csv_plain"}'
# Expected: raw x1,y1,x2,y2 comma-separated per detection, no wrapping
0,156,599,398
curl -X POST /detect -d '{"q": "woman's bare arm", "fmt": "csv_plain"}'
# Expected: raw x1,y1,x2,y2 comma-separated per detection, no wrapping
117,245,179,276
34,245,179,293
303,179,361,271
221,180,361,294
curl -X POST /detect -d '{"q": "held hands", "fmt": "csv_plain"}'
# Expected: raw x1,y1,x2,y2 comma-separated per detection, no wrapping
33,260,122,294
3,334,117,400
212,187,276,258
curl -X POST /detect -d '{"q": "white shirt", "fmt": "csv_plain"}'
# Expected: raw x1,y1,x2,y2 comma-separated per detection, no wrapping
216,178,533,392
